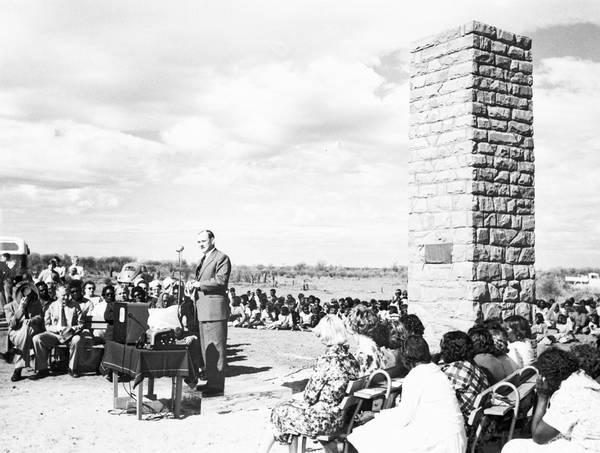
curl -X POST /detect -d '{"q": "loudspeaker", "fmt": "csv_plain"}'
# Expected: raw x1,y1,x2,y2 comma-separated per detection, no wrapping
113,302,150,344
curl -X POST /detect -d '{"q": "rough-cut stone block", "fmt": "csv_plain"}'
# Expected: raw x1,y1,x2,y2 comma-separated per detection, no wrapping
515,302,533,320
502,264,514,280
503,286,519,302
488,284,502,302
519,279,535,304
470,282,489,301
409,21,534,323
481,302,502,319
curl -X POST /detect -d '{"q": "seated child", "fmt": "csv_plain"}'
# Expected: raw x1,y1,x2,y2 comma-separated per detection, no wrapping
531,312,548,336
299,304,313,330
572,304,590,334
266,305,294,330
228,296,247,327
504,315,536,368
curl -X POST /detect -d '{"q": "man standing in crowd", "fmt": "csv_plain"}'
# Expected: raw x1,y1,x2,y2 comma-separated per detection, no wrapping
0,253,16,313
190,230,231,396
5,282,44,381
68,256,85,281
37,258,60,285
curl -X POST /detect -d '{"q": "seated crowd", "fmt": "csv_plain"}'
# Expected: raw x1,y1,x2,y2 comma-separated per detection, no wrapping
5,260,600,452
4,258,196,382
259,298,600,453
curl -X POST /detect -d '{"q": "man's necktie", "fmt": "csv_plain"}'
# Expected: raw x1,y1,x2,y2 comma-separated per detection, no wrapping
60,305,68,327
197,255,205,278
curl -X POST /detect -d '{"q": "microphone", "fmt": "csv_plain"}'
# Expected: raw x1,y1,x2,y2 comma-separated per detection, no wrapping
176,245,184,252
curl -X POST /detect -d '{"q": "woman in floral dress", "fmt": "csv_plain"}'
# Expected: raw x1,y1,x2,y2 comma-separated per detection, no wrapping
259,314,360,453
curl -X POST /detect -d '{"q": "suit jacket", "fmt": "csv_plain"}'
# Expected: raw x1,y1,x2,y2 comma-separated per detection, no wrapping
194,249,231,321
5,299,43,332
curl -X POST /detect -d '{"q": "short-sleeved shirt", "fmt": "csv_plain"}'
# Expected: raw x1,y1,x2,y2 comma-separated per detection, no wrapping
543,371,600,451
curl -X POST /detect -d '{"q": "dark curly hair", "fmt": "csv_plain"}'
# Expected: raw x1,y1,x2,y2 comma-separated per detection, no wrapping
385,318,409,350
488,326,510,356
503,315,532,341
403,335,431,368
468,326,495,355
570,344,600,379
440,330,473,363
400,314,425,336
537,348,578,395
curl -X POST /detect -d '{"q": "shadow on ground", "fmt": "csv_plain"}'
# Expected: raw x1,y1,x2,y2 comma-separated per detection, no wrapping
281,378,308,394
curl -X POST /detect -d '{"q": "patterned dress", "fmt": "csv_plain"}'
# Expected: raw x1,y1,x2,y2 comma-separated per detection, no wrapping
270,344,360,442
441,360,489,421
354,334,386,376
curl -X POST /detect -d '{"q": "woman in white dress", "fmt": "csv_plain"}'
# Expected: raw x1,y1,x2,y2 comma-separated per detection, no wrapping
347,336,466,453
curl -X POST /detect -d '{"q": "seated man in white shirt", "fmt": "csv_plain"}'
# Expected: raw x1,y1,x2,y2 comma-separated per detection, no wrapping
31,285,84,379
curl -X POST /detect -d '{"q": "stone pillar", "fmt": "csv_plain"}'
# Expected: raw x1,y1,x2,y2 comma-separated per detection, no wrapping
408,21,535,322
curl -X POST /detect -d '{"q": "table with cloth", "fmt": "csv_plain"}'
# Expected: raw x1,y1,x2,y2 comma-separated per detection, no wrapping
101,341,197,419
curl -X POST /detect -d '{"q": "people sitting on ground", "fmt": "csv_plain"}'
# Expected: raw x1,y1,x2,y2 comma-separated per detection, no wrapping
504,315,536,367
531,312,548,336
267,305,294,330
439,330,490,422
468,325,508,384
259,314,360,453
229,296,247,327
31,284,84,379
501,348,600,453
243,299,264,328
347,336,466,453
5,281,45,382
345,304,386,375
572,304,590,335
299,304,313,330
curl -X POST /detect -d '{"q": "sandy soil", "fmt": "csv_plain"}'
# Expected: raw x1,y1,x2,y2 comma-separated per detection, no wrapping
0,328,325,453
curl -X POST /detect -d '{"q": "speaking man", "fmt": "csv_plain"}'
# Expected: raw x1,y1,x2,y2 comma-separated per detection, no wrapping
190,230,231,396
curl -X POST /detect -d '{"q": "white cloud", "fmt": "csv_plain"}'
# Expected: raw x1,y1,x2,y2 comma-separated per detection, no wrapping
1,1,600,265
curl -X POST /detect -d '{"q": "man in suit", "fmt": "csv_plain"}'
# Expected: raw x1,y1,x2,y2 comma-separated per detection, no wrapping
190,230,231,396
31,284,84,379
5,281,45,381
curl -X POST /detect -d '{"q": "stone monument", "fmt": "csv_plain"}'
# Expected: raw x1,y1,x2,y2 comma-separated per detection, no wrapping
408,21,535,322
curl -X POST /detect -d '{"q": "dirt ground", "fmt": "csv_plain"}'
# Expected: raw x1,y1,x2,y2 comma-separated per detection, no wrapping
0,327,328,453
0,284,476,453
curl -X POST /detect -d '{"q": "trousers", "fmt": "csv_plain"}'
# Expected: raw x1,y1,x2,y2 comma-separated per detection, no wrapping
32,332,85,372
198,320,227,391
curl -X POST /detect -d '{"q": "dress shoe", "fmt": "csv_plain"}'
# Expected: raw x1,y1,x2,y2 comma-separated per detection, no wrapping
69,370,81,378
11,368,23,382
30,369,50,380
201,388,224,397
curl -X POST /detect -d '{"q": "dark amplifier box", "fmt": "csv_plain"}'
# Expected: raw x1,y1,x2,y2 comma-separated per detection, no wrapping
113,302,149,344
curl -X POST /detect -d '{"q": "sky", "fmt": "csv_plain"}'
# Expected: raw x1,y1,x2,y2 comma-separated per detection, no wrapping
1,0,600,268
